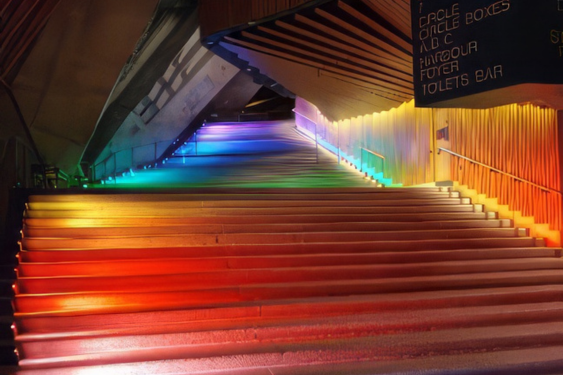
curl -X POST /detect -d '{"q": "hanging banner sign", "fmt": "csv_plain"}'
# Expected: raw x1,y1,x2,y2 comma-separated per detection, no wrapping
411,0,563,107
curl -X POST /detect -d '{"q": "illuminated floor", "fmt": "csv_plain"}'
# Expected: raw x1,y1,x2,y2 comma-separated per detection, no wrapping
95,121,379,188
14,186,563,374
11,120,563,374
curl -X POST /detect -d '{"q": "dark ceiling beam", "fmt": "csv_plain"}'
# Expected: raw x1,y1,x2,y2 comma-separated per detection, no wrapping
223,36,412,100
337,1,411,53
294,14,410,72
274,20,411,76
240,30,412,90
257,25,412,83
0,0,61,82
81,1,198,167
361,0,411,38
314,8,411,63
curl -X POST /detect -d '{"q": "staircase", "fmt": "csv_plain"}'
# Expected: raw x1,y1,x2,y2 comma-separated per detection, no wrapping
10,187,563,374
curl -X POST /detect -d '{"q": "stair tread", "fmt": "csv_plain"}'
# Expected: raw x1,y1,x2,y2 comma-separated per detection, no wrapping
17,238,541,263
16,257,563,283
12,345,563,375
22,219,512,238
27,188,453,202
15,301,563,342
17,251,562,277
23,212,495,227
13,271,563,315
27,198,469,211
24,205,480,219
16,321,563,369
20,228,524,250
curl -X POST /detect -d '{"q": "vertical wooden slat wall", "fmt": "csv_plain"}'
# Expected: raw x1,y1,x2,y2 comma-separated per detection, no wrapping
310,99,434,187
444,104,562,231
301,97,562,231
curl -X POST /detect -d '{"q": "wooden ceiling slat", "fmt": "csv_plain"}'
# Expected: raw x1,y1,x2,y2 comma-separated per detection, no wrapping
295,14,411,71
338,1,411,53
257,26,412,83
318,70,406,105
275,19,412,76
1,0,60,80
0,0,36,52
241,29,413,90
361,0,411,38
223,36,413,99
382,0,411,29
395,0,411,13
315,8,411,63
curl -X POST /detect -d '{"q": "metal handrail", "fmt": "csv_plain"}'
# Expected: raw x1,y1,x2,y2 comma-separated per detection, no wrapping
360,147,385,175
438,147,561,195
361,148,385,160
93,141,159,179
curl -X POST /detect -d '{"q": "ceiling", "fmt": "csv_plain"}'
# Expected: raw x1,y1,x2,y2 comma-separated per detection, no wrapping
203,0,413,120
1,0,417,177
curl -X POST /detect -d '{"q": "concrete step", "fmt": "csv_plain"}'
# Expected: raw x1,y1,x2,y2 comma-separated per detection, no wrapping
27,197,471,211
17,248,560,277
22,219,513,238
24,203,482,218
12,345,563,374
13,270,563,315
15,309,563,360
15,285,563,333
16,258,563,293
17,238,542,263
20,228,525,250
27,187,454,202
22,211,498,228
14,321,563,370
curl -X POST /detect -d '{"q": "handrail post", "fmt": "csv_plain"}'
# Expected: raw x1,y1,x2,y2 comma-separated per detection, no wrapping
337,121,340,165
113,153,117,183
15,138,19,185
315,122,318,164
154,142,157,166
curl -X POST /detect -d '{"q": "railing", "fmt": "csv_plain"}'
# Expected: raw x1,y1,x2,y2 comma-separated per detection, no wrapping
2,136,46,188
91,135,202,182
360,147,385,175
92,140,171,182
438,147,561,195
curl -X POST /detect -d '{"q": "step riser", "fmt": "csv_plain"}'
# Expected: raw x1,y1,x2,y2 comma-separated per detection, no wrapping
16,323,563,370
14,272,563,315
22,212,496,228
16,260,563,294
17,249,559,277
13,346,563,375
15,303,563,344
20,229,521,250
17,317,563,362
22,220,512,238
27,198,469,211
24,205,480,218
15,286,563,330
27,188,454,203
17,238,539,262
